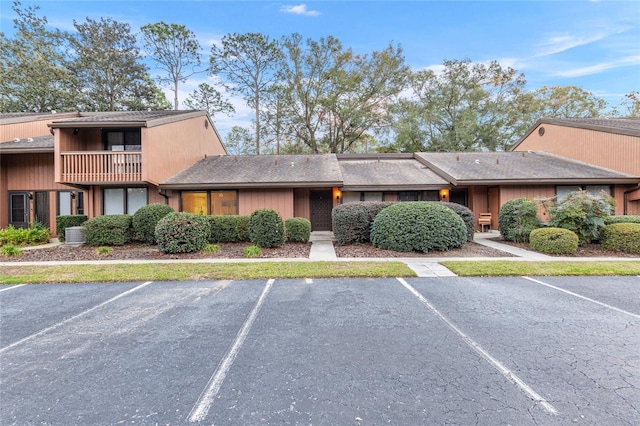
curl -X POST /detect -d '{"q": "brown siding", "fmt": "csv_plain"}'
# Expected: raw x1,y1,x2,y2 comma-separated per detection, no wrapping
239,189,294,219
294,188,310,219
143,116,226,185
5,153,71,191
499,185,556,223
1,119,54,142
516,123,640,176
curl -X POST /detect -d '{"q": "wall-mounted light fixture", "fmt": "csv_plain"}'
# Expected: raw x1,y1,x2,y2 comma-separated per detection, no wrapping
28,192,33,200
439,188,449,201
73,128,80,135
335,189,342,201
70,191,76,199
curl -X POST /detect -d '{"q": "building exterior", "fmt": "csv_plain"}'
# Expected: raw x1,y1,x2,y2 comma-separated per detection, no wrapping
2,112,639,234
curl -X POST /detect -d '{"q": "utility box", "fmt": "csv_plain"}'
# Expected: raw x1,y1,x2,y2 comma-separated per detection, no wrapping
65,226,85,246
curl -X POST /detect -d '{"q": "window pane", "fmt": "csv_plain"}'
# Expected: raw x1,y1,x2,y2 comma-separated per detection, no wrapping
59,192,72,216
342,192,361,203
127,188,147,215
363,192,382,201
210,191,238,215
104,188,124,215
585,185,610,197
77,192,85,215
556,186,581,201
181,192,208,215
398,191,418,201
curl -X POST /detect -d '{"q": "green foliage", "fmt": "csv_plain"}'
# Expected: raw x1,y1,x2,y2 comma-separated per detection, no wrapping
371,202,466,252
0,223,50,246
207,215,251,243
249,209,285,248
95,246,113,255
332,201,395,245
285,217,312,243
529,227,579,254
244,245,262,258
56,215,87,242
541,190,613,245
604,215,640,225
155,212,210,254
600,223,640,254
0,244,22,257
82,215,132,246
202,243,220,254
437,201,475,241
498,198,542,243
132,203,174,244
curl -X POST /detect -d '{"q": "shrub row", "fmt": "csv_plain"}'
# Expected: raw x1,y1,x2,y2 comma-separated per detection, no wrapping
600,223,640,254
604,215,640,225
82,215,132,246
155,212,210,253
207,215,251,243
332,201,395,245
0,223,50,246
56,215,87,242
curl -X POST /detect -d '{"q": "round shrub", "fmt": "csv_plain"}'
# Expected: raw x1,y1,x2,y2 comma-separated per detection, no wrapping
529,227,579,254
155,212,210,254
249,209,285,248
332,201,395,245
600,223,640,254
498,198,542,243
285,217,312,243
82,215,132,246
132,203,174,244
371,202,466,252
437,201,475,242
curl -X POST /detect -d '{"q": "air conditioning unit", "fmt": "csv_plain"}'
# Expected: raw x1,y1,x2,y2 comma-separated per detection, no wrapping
65,226,85,246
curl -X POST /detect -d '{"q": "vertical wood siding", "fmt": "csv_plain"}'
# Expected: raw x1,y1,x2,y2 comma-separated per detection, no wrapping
500,185,556,222
239,189,294,219
516,124,640,176
293,188,310,219
1,119,54,141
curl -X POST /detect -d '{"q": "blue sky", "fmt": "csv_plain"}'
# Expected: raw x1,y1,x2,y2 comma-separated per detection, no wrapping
2,0,639,138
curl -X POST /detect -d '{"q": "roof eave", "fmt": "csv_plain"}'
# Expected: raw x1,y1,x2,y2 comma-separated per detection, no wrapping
160,181,343,190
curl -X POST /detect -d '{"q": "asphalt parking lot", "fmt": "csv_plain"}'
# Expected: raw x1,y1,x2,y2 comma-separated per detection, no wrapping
1,276,639,425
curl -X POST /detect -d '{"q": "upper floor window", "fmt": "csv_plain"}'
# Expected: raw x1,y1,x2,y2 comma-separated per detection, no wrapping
103,129,141,151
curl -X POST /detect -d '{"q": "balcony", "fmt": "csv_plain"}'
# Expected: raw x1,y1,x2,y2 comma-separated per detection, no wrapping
60,151,142,183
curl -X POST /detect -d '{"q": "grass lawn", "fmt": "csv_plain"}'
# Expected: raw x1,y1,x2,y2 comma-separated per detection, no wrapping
0,261,415,284
442,260,640,276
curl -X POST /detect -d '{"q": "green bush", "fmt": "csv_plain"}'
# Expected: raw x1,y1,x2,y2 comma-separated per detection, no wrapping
56,215,87,241
155,212,210,254
529,227,579,254
371,202,467,252
249,209,285,248
332,201,395,245
604,215,640,225
0,223,50,246
244,245,262,258
82,215,132,246
285,217,312,243
600,223,640,254
499,198,542,243
541,190,613,245
0,244,22,257
132,203,174,244
207,215,251,243
437,201,475,242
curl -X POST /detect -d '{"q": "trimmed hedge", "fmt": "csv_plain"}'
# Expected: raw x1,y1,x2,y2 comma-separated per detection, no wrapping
604,215,640,225
600,223,640,254
437,201,475,242
155,212,210,254
249,209,285,248
529,227,579,254
285,217,312,243
499,198,542,243
332,201,395,245
132,203,174,244
56,215,87,241
82,215,132,246
371,202,466,252
207,215,251,243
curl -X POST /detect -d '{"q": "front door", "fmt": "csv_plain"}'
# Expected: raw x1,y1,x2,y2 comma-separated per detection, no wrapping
34,191,49,227
310,190,333,231
9,192,29,228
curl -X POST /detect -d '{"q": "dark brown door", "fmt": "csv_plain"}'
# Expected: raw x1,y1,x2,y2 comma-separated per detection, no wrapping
310,190,333,231
9,192,29,228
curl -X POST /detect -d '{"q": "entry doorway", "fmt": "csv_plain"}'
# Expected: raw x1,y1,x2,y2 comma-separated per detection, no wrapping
310,190,333,231
9,192,29,228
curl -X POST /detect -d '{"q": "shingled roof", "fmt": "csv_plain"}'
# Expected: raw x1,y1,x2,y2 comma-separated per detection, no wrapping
337,154,448,190
415,151,639,185
161,154,343,189
48,110,209,129
0,135,54,153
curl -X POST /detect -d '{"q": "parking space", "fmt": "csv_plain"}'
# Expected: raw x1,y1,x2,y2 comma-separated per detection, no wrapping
1,276,639,425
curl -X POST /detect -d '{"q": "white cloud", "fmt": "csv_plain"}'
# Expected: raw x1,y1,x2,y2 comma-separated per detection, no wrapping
534,33,608,57
553,55,640,77
280,4,321,17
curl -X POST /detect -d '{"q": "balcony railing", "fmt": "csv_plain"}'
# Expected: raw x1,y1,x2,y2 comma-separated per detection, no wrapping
60,151,142,183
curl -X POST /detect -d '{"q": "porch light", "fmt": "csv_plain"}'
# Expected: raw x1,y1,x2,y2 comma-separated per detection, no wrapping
439,188,449,201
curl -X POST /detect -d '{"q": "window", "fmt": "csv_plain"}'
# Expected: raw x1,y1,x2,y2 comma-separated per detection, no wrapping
180,191,238,215
556,185,611,201
363,192,383,202
342,192,362,203
103,187,147,215
398,191,419,201
58,192,72,216
103,129,141,151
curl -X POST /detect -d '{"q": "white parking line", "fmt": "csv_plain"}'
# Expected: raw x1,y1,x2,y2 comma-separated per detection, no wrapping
397,277,558,415
188,278,275,423
522,276,640,320
0,284,26,292
0,281,152,354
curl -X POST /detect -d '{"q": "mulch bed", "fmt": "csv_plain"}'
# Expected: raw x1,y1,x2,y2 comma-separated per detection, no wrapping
488,238,639,258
